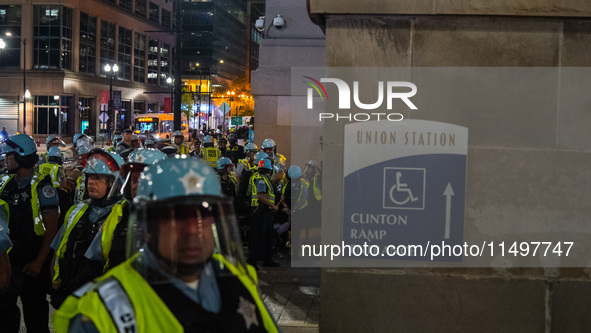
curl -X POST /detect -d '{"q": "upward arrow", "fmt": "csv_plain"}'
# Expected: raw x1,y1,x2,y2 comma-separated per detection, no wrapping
443,183,455,239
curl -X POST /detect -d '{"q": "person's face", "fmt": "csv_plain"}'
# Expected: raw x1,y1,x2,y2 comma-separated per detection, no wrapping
248,150,257,160
122,132,132,142
129,169,142,198
4,153,19,172
132,140,141,148
87,174,110,199
156,205,215,274
174,136,183,145
262,147,273,157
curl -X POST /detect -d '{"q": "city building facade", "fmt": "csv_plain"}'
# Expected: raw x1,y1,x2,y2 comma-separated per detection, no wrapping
0,0,174,142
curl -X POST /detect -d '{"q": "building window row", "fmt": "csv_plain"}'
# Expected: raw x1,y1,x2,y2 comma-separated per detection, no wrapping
33,5,73,70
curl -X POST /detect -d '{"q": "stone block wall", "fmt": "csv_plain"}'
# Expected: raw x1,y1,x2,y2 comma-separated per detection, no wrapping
309,2,591,331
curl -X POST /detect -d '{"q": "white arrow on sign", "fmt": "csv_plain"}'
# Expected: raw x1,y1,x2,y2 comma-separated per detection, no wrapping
443,183,455,239
99,112,109,123
219,102,231,114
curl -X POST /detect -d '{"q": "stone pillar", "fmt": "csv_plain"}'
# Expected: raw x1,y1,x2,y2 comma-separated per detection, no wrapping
251,0,325,164
309,1,591,331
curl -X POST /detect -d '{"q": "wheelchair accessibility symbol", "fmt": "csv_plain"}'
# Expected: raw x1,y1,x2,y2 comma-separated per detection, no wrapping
383,167,425,210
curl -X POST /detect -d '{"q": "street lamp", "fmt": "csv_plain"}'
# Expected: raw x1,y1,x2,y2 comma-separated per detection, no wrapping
104,63,118,138
4,32,27,134
226,90,235,131
166,77,173,114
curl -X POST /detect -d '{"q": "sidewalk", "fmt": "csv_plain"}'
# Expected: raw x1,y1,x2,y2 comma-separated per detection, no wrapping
257,254,321,333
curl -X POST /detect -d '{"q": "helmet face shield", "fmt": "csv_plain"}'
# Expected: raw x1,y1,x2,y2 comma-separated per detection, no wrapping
128,196,247,282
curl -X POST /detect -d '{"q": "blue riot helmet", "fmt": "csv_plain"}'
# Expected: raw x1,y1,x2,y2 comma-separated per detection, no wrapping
288,165,302,179
244,143,258,153
47,147,63,164
261,139,275,149
144,138,155,147
216,157,234,171
82,149,123,199
257,157,273,171
2,134,38,171
82,149,123,178
76,134,95,150
72,133,83,148
113,148,167,199
46,134,66,149
171,130,184,144
129,157,249,280
261,138,276,158
114,134,123,143
254,151,267,164
203,135,213,144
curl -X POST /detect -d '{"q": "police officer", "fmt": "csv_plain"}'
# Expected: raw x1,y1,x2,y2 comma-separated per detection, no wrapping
39,147,72,229
50,149,124,308
83,148,166,277
190,137,202,157
37,134,66,167
53,157,280,332
171,130,190,155
225,132,245,164
217,157,237,198
116,127,134,155
38,147,65,189
247,157,280,268
302,160,321,244
200,135,222,168
261,139,286,170
0,134,59,333
62,133,83,169
236,143,257,183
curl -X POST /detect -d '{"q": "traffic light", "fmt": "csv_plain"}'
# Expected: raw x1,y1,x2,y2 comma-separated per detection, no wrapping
199,112,203,117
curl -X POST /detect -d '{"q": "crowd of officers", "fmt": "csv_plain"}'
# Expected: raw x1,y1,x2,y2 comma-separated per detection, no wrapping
0,128,322,333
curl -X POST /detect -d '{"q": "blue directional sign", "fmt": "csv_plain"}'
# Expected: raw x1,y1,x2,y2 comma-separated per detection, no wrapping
343,120,468,262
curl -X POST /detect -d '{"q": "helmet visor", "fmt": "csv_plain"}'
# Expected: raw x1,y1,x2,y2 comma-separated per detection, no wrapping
128,196,249,282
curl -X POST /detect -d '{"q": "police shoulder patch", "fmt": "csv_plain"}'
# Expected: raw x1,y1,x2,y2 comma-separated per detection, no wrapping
42,185,56,198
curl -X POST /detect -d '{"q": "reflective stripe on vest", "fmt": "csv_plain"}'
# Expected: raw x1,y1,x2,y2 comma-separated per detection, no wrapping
97,278,138,333
75,174,86,204
238,158,251,171
250,174,275,207
0,173,48,236
53,202,89,284
101,200,127,271
0,199,9,222
39,163,62,188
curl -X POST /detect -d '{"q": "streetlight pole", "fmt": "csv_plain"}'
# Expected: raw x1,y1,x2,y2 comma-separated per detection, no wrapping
105,63,118,139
